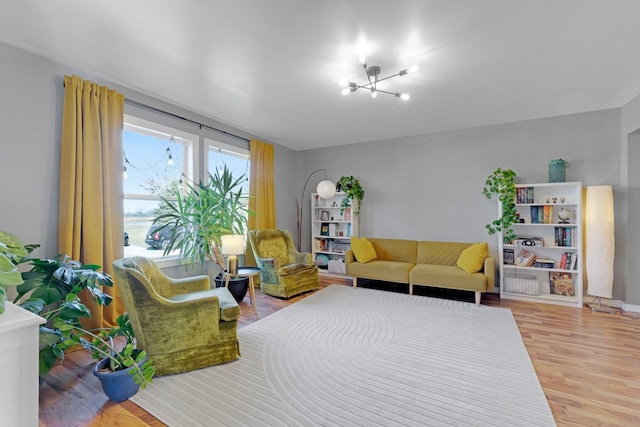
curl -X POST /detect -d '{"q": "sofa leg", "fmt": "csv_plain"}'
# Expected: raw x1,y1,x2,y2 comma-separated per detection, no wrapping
352,277,358,288
409,283,413,295
475,291,481,306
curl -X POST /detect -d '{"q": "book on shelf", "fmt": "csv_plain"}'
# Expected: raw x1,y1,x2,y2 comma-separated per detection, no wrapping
503,248,515,265
559,252,568,269
554,227,574,246
517,187,535,204
533,258,555,268
565,252,578,270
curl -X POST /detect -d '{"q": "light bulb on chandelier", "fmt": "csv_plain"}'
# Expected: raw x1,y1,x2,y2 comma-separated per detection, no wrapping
340,60,417,100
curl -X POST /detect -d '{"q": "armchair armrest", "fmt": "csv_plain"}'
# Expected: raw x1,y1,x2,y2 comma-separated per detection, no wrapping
254,257,280,284
291,252,312,264
164,274,210,297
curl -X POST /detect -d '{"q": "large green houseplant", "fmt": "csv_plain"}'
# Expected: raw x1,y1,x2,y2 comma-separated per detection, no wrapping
337,175,364,216
482,167,518,243
0,231,154,393
153,164,253,272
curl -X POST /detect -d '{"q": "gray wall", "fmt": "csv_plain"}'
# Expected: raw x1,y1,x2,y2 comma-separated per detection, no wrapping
0,40,298,260
2,39,638,306
299,110,629,303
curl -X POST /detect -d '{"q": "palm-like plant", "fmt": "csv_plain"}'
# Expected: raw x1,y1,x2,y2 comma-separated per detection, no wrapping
153,165,253,270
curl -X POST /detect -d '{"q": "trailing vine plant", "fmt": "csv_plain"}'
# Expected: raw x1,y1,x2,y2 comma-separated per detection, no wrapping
337,176,364,216
482,168,517,243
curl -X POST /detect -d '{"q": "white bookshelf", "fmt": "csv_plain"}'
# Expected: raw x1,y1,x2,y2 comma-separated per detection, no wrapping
499,182,583,307
311,192,359,274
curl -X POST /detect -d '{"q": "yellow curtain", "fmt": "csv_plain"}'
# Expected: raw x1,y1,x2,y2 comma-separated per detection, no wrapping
59,75,125,329
246,139,276,267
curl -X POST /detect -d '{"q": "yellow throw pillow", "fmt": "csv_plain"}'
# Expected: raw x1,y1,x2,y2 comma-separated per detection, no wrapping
351,237,377,264
457,242,489,273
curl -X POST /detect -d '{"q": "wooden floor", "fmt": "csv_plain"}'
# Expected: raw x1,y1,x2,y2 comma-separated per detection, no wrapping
39,275,640,427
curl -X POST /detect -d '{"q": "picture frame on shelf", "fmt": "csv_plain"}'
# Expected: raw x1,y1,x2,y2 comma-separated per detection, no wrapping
320,223,329,236
320,210,330,221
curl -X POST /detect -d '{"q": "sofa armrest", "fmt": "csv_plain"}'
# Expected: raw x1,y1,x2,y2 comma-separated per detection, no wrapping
484,256,496,291
345,249,355,272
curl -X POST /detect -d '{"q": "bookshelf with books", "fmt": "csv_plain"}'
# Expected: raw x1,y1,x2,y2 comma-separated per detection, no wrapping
311,192,359,274
499,182,583,307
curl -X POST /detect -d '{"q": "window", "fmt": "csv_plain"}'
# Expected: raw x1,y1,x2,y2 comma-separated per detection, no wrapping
123,116,196,260
122,115,250,263
206,138,250,192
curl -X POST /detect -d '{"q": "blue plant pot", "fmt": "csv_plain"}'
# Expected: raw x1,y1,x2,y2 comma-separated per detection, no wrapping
93,356,146,402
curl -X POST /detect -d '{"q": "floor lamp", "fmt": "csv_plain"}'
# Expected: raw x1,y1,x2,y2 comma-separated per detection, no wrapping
585,185,616,313
296,169,336,251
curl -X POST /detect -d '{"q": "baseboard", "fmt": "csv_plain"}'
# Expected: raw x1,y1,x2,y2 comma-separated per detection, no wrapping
621,301,640,314
581,296,640,314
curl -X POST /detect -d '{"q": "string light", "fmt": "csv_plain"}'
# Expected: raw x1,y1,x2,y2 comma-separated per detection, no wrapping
166,147,173,165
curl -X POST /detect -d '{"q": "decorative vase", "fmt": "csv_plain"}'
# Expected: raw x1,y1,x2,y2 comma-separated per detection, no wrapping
93,355,147,402
214,274,249,302
548,159,568,183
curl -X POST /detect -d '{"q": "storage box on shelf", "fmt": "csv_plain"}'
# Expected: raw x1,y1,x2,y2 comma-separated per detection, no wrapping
499,182,583,307
311,192,359,273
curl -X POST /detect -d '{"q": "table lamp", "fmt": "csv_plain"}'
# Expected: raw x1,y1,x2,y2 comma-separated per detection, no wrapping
221,235,244,274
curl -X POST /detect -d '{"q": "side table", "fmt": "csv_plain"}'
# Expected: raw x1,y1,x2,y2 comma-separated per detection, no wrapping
224,267,261,316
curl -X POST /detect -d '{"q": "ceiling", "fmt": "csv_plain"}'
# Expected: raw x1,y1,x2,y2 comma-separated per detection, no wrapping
2,1,640,151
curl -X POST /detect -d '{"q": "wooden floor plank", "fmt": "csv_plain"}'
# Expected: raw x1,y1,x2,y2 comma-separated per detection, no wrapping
39,276,640,426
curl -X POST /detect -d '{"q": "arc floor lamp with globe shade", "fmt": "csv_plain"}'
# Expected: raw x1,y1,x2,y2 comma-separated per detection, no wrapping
296,169,336,251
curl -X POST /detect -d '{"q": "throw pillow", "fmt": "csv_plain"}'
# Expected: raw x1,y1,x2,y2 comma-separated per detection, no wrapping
457,242,489,273
351,236,377,263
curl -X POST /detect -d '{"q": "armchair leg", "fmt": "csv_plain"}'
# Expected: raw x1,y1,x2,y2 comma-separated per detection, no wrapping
352,276,358,288
475,291,481,306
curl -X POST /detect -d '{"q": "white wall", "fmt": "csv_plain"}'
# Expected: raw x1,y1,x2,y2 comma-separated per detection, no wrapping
300,109,629,301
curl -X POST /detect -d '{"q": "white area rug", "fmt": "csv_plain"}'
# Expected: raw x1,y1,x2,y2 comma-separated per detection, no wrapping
131,285,555,426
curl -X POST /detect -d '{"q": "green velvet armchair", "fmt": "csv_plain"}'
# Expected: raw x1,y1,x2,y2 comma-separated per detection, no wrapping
112,256,241,376
248,229,320,298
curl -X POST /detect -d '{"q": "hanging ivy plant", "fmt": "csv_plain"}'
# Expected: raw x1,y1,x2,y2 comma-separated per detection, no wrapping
337,176,364,216
482,168,517,243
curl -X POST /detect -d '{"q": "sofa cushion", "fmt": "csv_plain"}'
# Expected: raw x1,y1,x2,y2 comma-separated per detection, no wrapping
456,242,489,273
349,260,414,284
416,241,473,266
368,238,417,263
410,264,487,291
351,236,378,263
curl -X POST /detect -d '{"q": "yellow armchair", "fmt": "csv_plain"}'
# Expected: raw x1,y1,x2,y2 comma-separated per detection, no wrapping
248,229,320,298
112,256,240,376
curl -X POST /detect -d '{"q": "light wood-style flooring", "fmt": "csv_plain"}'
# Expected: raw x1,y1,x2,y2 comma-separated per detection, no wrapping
39,275,640,426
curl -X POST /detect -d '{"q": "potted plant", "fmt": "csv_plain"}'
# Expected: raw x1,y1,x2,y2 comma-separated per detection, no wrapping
0,231,35,314
0,231,155,398
84,313,154,402
482,167,518,243
153,165,253,301
337,175,364,216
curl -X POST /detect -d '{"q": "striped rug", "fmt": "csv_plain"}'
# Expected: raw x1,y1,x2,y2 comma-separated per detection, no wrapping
131,285,555,426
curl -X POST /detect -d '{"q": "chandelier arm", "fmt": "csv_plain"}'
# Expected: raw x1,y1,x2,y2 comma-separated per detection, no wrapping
372,88,400,97
374,72,402,84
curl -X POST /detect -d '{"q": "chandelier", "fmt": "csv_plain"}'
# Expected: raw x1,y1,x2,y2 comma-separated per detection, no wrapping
341,61,418,100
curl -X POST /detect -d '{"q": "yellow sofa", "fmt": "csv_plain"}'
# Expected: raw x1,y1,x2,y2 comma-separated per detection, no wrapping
345,238,495,306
